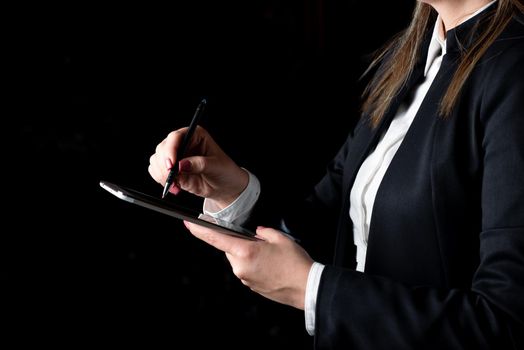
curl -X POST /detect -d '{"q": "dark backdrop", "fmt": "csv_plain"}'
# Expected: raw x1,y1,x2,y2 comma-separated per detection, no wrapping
8,1,414,348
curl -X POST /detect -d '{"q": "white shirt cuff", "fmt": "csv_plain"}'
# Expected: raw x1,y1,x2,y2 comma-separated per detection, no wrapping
203,168,260,225
305,262,325,336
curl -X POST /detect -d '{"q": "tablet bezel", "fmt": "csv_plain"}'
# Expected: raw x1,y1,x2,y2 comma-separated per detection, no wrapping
100,180,259,241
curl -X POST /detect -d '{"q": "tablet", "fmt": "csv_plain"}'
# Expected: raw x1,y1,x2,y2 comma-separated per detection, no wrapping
99,180,259,241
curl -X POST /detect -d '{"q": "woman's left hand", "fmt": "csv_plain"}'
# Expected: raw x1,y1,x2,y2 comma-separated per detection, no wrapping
183,222,314,310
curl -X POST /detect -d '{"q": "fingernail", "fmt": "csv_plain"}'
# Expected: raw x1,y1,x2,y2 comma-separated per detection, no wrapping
257,226,267,230
179,160,191,172
169,185,181,195
165,158,173,171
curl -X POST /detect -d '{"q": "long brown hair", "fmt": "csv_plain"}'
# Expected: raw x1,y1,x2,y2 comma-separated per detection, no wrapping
361,0,524,128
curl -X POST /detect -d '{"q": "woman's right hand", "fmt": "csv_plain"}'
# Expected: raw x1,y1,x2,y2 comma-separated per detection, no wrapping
148,126,249,209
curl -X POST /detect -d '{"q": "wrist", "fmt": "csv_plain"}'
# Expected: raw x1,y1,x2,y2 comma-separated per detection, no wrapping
214,167,250,209
295,260,314,310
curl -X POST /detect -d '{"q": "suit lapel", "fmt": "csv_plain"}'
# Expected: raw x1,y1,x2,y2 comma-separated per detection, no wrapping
334,62,426,267
341,64,426,202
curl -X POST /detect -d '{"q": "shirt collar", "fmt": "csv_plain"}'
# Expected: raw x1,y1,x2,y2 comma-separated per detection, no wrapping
423,0,497,76
424,18,446,76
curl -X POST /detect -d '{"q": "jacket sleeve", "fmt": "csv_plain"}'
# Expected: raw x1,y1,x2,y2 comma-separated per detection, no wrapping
314,43,524,349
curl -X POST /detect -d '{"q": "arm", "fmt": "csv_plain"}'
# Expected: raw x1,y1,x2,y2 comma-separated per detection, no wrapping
202,169,260,225
167,124,357,314
314,46,524,350
180,129,355,306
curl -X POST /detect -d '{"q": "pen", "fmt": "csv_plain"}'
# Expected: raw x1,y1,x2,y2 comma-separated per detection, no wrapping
162,98,207,198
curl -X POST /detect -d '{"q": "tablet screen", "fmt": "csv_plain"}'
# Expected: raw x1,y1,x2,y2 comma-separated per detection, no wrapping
99,180,259,241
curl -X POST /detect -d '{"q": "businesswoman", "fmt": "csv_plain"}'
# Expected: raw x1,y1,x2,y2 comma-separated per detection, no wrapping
149,0,524,348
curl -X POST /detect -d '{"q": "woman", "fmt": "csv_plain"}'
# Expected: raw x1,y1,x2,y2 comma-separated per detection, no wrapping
148,0,524,348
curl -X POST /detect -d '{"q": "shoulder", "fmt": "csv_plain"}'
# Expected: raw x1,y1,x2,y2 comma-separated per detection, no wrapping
483,14,524,65
476,16,524,93
477,18,524,126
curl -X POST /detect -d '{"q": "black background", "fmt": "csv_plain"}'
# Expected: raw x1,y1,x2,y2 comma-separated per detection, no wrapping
8,1,414,348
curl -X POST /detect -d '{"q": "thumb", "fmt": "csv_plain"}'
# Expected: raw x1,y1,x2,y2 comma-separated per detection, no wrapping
255,226,286,242
178,156,208,175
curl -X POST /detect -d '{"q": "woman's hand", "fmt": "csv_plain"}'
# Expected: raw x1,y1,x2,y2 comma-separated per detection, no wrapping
183,222,314,310
149,126,249,208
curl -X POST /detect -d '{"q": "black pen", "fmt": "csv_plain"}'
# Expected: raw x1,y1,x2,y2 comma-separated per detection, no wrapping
162,98,207,198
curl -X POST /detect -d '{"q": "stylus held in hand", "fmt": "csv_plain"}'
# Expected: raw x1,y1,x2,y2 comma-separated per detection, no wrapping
162,98,207,198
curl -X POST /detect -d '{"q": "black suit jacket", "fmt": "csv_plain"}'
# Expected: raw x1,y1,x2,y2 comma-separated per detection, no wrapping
254,7,524,350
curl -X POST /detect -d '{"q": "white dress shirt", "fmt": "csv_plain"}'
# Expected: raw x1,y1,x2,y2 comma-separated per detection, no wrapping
203,168,261,224
203,0,495,336
349,23,446,274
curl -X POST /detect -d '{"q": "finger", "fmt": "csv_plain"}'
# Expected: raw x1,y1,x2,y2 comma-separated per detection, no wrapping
148,153,166,184
163,128,188,164
184,220,254,254
240,279,251,287
155,138,166,154
147,164,158,183
148,155,162,184
165,158,173,171
225,252,253,284
175,156,210,192
225,252,235,264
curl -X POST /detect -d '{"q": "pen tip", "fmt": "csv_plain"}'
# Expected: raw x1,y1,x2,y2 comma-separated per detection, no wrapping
201,98,207,105
162,186,169,199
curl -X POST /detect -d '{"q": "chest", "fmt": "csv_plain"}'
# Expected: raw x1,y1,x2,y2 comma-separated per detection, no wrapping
339,61,484,286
